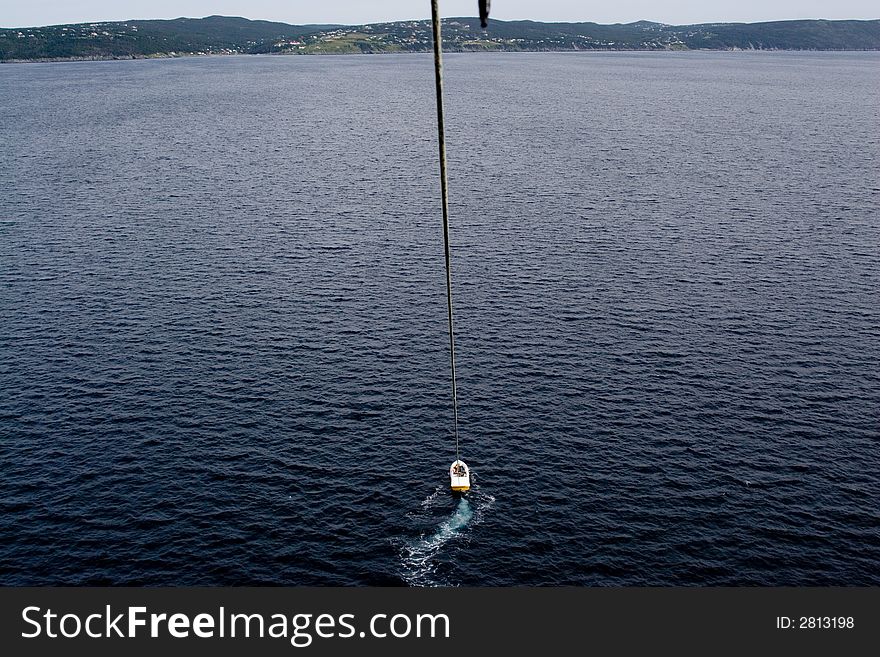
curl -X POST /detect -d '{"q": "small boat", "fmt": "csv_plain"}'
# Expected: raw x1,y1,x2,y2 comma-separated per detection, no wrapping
449,460,470,493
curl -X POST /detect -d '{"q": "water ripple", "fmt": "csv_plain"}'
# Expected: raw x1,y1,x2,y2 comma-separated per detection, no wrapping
0,52,878,585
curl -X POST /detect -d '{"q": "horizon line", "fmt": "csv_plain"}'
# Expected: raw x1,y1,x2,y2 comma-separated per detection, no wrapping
3,14,880,30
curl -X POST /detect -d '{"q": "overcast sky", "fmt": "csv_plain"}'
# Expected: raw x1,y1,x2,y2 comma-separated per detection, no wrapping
1,1,878,29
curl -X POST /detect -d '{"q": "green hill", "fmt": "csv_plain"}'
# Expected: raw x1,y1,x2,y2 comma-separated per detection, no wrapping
0,16,338,60
2,15,878,61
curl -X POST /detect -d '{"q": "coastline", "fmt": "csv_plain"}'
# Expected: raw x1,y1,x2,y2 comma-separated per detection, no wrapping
3,47,879,64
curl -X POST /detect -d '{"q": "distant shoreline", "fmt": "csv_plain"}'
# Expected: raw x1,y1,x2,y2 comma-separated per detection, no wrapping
2,16,878,62
3,48,880,65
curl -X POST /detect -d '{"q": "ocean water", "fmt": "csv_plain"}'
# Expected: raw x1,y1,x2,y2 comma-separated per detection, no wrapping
0,52,878,586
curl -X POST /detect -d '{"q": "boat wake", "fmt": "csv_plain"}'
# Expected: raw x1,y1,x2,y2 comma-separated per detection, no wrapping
399,483,494,587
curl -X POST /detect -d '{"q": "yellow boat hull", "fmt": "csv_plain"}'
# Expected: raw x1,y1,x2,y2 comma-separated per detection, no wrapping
450,459,471,493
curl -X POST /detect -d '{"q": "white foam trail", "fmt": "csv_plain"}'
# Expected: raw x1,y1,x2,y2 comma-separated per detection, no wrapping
401,498,472,587
401,484,495,587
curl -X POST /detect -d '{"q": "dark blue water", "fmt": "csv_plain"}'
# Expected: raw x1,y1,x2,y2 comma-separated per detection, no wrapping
1,52,878,586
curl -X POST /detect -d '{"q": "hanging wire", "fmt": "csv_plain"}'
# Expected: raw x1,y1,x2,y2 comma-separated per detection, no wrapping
430,0,460,462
